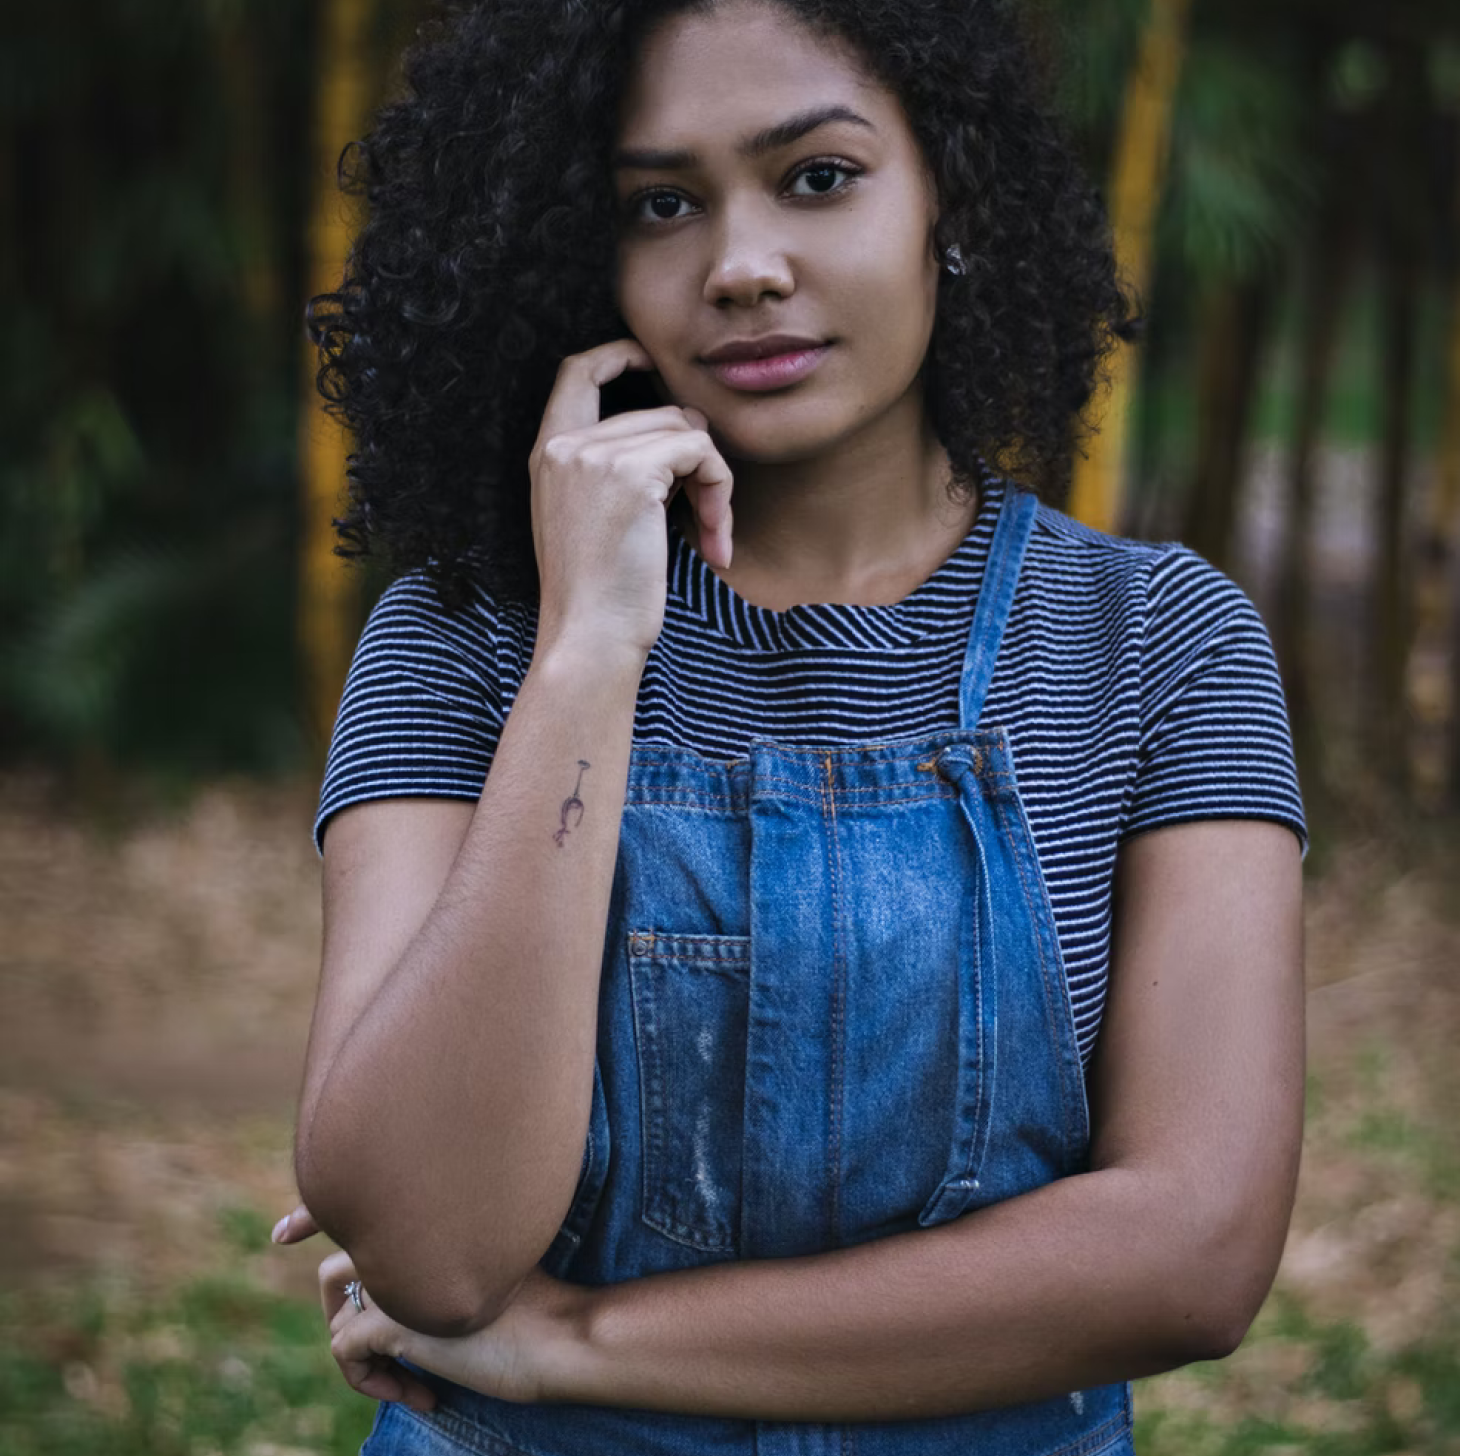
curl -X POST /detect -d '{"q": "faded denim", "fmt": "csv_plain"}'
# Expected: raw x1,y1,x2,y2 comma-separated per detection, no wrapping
364,488,1134,1456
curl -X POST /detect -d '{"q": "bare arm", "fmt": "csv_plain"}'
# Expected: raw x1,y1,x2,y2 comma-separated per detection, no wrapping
374,816,1294,1419
295,340,734,1336
298,637,643,1333
524,819,1304,1418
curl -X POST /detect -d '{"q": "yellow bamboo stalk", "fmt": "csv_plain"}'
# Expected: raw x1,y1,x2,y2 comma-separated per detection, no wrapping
299,0,376,752
1067,0,1193,533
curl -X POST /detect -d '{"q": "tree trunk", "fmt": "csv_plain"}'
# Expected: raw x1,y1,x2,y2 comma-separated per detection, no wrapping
1371,41,1428,787
213,8,284,378
298,0,377,757
1374,242,1418,778
1275,215,1356,770
1439,123,1460,808
1067,0,1193,534
1182,277,1269,574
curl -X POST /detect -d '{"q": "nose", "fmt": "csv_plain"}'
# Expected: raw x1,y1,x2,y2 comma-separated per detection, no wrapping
702,201,795,308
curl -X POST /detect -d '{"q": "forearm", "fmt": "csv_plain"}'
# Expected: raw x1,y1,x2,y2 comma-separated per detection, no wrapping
565,1168,1265,1422
298,632,644,1331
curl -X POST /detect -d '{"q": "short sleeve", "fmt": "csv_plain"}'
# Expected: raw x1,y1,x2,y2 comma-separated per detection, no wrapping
314,574,509,852
1124,548,1307,852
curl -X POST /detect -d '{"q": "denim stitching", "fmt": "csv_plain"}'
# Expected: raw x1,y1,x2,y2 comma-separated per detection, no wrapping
627,933,742,1253
395,1401,540,1454
822,751,847,1248
989,750,1088,1153
1041,1407,1133,1456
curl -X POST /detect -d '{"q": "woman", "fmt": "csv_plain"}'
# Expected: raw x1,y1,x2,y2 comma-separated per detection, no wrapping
279,0,1307,1451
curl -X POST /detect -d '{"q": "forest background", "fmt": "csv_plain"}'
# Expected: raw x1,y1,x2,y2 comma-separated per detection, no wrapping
3,0,1460,1452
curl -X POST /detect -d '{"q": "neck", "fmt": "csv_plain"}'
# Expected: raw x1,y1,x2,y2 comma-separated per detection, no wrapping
676,390,978,611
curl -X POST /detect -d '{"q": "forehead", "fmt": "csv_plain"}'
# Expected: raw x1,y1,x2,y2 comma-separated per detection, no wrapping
617,2,895,145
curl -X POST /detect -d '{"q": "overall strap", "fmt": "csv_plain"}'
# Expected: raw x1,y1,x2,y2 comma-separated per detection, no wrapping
958,487,1038,730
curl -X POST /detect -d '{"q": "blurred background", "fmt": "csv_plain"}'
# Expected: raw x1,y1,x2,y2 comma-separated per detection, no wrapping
2,0,1459,1451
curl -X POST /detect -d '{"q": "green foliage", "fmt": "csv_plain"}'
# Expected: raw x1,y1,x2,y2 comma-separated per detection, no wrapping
0,1277,377,1456
218,1204,277,1257
3,0,1460,782
1137,1314,1460,1456
1159,39,1317,281
0,0,316,781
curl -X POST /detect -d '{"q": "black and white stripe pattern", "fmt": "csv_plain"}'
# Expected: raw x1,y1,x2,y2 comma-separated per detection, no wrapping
317,479,1306,1064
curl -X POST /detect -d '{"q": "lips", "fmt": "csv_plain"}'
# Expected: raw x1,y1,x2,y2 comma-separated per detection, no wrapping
699,337,834,392
699,333,827,364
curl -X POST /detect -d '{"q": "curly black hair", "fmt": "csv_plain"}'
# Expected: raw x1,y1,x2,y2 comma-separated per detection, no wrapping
309,0,1136,608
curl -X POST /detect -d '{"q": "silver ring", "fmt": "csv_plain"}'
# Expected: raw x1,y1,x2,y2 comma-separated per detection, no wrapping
345,1279,366,1314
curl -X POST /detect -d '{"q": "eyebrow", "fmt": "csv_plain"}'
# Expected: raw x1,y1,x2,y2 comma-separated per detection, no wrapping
612,103,876,171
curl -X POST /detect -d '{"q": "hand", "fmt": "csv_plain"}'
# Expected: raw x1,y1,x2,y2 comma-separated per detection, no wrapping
270,1201,320,1246
530,337,734,658
318,1248,441,1412
320,1249,590,1409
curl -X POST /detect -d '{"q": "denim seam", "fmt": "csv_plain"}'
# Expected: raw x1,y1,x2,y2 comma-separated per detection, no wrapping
628,940,740,1254
629,932,752,965
998,789,1087,1150
822,751,847,1248
993,767,1089,1151
393,1402,540,1455
1040,1405,1133,1456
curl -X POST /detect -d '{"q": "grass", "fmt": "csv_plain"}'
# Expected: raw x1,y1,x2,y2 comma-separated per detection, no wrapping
1,1031,1455,1455
3,1275,1456,1456
0,1220,377,1456
1,797,1455,1455
0,1203,1453,1456
1135,1305,1460,1456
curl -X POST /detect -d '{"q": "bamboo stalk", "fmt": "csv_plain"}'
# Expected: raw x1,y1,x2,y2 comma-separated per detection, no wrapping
1438,123,1460,804
298,0,376,755
1067,0,1193,533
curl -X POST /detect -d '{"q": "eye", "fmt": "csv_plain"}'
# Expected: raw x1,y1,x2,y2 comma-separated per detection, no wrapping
787,160,860,197
622,158,862,228
631,190,695,224
621,188,700,226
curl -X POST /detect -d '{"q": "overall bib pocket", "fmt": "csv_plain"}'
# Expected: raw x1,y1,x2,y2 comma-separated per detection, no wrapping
627,930,751,1253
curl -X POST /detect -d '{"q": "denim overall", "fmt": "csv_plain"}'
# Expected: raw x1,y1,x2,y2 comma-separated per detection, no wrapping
364,488,1133,1456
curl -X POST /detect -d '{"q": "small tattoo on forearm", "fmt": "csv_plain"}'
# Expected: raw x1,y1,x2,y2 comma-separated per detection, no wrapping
553,760,591,846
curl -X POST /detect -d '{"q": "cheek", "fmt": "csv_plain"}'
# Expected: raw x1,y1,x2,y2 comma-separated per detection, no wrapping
616,253,671,341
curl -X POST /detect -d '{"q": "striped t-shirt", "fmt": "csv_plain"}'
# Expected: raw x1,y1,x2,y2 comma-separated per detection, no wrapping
316,477,1306,1065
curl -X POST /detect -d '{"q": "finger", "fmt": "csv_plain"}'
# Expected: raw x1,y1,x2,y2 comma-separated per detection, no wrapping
568,404,703,442
686,479,735,570
335,1344,418,1407
331,1308,395,1392
608,428,735,505
331,1312,437,1411
539,338,655,441
349,1356,437,1413
660,432,735,568
318,1248,358,1323
271,1202,320,1245
328,1279,372,1336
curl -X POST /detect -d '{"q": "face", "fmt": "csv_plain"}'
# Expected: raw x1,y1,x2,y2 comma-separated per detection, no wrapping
612,0,943,465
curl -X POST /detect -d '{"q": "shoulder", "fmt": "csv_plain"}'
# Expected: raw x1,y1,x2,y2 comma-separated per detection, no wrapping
316,572,538,852
351,570,538,692
1019,497,1263,648
1025,496,1180,584
359,571,502,655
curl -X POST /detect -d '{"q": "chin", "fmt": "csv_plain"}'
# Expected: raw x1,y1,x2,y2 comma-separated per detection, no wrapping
704,406,859,467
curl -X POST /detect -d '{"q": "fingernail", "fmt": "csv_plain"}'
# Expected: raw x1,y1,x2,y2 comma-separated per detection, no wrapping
271,1214,290,1244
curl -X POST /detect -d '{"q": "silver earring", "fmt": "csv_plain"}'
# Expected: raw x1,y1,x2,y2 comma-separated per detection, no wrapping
942,244,966,277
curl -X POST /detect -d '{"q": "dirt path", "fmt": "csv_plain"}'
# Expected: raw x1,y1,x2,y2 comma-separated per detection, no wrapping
0,774,324,1304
